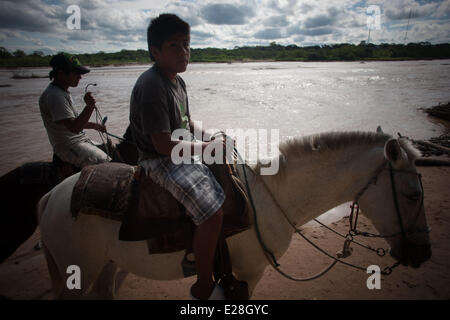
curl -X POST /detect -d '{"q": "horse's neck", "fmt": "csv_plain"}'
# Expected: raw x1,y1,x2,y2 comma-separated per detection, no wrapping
248,145,385,227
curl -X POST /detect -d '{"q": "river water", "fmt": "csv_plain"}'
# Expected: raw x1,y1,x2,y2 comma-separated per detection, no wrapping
0,60,449,222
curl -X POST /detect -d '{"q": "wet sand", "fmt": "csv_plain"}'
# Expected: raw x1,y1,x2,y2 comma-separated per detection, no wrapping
0,166,448,300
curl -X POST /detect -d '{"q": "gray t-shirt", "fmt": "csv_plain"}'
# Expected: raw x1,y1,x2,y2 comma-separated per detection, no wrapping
129,64,191,161
39,84,88,154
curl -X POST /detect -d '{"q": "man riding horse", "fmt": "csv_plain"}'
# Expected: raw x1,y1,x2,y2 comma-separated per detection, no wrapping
39,52,110,169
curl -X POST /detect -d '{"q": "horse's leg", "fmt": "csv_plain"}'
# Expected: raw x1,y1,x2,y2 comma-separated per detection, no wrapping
114,269,129,295
43,242,102,300
89,261,119,299
235,268,266,299
43,243,65,298
89,261,129,299
55,256,109,300
39,181,111,300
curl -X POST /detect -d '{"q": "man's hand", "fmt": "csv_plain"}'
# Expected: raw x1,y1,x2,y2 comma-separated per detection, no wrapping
84,122,106,132
84,92,96,108
95,123,106,133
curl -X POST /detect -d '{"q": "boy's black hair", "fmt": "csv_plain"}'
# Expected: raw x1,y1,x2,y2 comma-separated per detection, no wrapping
147,14,190,61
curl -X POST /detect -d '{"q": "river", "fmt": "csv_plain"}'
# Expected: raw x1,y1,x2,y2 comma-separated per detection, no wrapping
1,60,449,222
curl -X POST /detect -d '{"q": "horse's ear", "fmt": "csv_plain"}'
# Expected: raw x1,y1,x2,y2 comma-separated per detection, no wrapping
384,138,405,164
376,126,383,133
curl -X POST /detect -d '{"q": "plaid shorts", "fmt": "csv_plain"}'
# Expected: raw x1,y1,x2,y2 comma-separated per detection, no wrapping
140,155,225,226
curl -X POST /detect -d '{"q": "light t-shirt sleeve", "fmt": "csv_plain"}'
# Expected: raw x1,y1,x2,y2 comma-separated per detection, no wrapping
46,92,76,122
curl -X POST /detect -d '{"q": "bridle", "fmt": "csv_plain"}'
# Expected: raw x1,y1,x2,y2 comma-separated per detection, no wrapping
230,141,429,280
349,161,426,242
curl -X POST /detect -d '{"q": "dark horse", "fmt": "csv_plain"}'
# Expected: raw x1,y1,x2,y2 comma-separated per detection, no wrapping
0,126,138,263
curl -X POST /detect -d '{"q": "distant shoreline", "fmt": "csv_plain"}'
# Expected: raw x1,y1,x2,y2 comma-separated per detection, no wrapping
1,57,450,70
2,42,449,69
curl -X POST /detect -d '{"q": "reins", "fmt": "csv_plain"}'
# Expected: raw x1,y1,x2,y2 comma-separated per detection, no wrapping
222,133,428,280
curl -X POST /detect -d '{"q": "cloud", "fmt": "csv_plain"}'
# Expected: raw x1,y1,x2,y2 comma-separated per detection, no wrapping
0,29,44,46
254,28,283,39
385,4,437,20
300,27,336,37
164,2,203,27
191,30,214,39
303,7,341,28
263,15,289,27
0,0,449,54
0,0,64,32
201,3,254,25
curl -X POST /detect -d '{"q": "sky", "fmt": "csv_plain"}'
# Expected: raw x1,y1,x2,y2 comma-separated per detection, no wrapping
0,0,449,55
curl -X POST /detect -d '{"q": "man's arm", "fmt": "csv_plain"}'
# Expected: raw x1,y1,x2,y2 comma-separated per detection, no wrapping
84,122,106,132
57,92,97,134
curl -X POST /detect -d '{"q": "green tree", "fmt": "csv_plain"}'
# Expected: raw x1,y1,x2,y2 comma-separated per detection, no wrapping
0,47,12,58
13,49,26,57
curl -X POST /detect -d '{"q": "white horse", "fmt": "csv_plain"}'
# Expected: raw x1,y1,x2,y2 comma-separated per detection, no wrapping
38,131,431,299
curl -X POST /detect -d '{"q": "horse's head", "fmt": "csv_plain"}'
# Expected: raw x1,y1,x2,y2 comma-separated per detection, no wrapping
359,137,431,268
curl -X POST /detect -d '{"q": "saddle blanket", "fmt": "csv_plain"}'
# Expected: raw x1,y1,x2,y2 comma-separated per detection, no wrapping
71,162,251,254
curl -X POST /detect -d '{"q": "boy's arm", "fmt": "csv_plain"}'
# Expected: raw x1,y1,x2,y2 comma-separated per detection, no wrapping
189,120,213,141
151,132,209,157
151,132,225,157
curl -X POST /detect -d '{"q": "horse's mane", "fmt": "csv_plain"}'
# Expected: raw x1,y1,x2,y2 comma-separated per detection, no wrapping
255,131,421,178
278,131,392,158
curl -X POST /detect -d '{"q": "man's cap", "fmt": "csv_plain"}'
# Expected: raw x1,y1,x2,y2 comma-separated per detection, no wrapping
49,52,90,74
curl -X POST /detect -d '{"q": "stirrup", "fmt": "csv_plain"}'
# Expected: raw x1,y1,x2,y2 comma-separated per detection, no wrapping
190,284,225,300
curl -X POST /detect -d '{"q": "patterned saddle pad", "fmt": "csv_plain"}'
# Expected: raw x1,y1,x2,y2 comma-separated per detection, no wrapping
71,162,251,254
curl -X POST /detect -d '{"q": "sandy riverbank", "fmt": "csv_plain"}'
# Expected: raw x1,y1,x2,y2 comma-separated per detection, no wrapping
0,165,448,300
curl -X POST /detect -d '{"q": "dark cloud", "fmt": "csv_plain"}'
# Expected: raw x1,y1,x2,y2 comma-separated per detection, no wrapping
0,0,64,32
264,15,289,27
304,14,336,28
288,24,335,37
254,28,282,40
191,30,214,39
201,3,254,25
300,27,335,36
303,7,340,28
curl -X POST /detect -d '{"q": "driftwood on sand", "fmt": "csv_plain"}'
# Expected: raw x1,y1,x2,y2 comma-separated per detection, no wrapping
414,139,450,156
410,134,450,166
422,102,450,121
415,157,450,167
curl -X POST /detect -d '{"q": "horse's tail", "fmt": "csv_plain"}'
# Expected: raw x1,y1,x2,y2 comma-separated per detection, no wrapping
37,191,51,224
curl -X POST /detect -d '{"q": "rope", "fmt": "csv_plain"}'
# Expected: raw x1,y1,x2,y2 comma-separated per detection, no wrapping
231,143,350,280
313,218,386,256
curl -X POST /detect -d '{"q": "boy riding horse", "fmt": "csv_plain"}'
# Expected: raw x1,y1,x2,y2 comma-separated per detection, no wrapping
129,14,227,300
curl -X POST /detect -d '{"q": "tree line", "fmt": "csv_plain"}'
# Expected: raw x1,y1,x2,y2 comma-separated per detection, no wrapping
1,42,449,67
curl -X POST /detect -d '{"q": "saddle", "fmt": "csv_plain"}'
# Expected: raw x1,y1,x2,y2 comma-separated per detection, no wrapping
18,162,59,186
71,162,251,254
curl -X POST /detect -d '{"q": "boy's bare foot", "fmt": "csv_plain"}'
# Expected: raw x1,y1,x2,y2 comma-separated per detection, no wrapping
190,282,215,300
